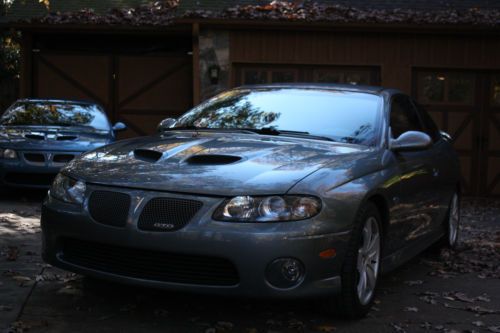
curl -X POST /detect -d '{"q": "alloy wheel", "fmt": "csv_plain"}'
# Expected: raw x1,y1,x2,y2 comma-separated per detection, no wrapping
449,193,460,246
356,216,380,306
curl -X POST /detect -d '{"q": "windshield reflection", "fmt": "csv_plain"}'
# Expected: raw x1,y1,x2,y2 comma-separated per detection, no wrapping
174,88,382,146
0,101,111,131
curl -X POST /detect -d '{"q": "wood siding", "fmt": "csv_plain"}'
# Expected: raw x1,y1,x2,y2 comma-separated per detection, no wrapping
229,30,500,93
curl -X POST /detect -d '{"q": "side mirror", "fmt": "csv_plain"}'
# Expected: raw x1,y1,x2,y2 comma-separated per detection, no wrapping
157,118,176,132
440,131,452,141
112,122,127,132
390,131,432,152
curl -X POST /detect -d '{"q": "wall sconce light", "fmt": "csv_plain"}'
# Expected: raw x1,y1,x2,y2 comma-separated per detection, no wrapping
208,65,220,85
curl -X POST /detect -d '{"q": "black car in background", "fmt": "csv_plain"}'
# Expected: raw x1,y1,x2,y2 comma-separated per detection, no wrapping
0,99,126,188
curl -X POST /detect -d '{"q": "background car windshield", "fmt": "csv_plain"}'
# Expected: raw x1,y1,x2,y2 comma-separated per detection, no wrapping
175,88,382,145
0,102,111,131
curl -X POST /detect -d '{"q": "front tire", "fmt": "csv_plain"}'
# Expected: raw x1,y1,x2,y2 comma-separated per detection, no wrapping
325,202,382,319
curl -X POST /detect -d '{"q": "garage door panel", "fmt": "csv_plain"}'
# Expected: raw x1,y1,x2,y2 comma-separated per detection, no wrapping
119,114,166,139
35,54,111,108
117,56,188,104
448,112,474,150
121,66,192,113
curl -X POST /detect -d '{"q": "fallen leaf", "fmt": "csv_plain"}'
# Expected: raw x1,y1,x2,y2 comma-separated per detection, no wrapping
316,325,336,332
216,321,234,331
6,246,19,261
0,305,13,311
404,307,419,312
404,280,424,286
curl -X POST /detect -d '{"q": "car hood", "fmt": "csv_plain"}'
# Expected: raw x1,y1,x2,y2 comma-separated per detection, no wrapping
0,126,112,151
64,132,376,196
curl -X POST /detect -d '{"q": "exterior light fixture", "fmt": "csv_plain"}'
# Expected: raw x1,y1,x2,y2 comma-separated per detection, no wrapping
208,64,220,85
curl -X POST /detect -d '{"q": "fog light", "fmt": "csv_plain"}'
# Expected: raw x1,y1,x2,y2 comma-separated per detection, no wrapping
281,259,302,282
266,258,304,289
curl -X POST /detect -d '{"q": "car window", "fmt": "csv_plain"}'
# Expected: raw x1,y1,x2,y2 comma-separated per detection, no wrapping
390,95,423,138
413,101,441,142
0,102,111,131
175,88,383,146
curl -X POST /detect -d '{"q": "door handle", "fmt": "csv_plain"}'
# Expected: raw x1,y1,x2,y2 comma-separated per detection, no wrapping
432,168,440,177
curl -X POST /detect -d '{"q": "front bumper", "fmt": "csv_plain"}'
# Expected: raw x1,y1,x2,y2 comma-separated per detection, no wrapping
41,185,352,298
0,150,81,188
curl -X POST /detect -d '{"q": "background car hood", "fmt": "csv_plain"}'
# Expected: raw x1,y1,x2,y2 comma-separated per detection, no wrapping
64,132,375,196
0,126,112,152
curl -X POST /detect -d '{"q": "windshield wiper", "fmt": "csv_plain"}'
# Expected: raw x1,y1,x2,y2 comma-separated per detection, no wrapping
239,127,336,142
162,126,257,134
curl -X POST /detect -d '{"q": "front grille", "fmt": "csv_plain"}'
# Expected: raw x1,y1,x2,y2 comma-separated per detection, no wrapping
138,198,203,232
53,154,74,163
4,172,56,186
88,191,131,227
60,238,239,286
24,153,45,163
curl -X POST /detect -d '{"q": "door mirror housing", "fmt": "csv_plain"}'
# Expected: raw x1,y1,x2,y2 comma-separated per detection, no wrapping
440,130,452,141
390,131,432,152
112,122,127,132
157,118,176,132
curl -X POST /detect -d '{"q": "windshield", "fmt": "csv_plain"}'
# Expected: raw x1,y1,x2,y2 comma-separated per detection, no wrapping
0,101,111,131
174,88,383,145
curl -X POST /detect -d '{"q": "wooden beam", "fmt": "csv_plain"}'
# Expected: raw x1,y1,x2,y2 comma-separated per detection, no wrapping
19,32,33,98
192,22,201,106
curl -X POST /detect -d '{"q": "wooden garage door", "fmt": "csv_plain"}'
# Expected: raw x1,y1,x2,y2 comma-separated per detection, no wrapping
482,74,500,196
34,53,112,111
414,70,500,197
33,52,192,138
116,55,192,138
234,65,380,86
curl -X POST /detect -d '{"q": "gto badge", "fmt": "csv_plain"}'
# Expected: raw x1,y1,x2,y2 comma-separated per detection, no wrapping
153,222,176,230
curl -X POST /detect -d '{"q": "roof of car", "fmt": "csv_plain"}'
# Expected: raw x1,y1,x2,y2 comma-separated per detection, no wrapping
235,83,401,95
15,98,100,106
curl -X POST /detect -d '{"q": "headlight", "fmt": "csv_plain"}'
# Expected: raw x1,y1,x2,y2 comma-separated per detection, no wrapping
0,149,18,159
50,174,86,205
213,195,321,222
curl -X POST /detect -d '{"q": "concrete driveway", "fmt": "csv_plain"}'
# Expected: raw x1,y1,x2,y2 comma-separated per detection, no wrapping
1,190,499,333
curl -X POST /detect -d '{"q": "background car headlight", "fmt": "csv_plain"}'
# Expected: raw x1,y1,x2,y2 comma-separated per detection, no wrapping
0,149,18,159
213,195,321,222
50,174,86,205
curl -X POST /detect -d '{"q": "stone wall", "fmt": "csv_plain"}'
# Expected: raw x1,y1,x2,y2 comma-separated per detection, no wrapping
198,29,230,102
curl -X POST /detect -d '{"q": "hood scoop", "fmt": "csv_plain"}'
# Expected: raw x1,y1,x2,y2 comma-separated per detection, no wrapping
185,154,242,165
25,134,45,140
133,149,163,163
57,135,78,141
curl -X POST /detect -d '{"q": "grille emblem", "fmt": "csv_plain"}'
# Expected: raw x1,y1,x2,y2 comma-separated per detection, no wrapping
153,222,176,230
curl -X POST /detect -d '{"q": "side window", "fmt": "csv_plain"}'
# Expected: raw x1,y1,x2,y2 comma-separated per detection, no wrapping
390,95,423,138
413,102,441,142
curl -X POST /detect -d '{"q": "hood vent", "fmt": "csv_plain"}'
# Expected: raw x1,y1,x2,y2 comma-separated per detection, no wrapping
133,149,163,163
57,135,78,141
185,154,242,165
25,134,45,140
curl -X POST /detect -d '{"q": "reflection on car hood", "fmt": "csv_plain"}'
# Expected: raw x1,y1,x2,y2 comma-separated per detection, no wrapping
0,126,112,152
64,132,376,196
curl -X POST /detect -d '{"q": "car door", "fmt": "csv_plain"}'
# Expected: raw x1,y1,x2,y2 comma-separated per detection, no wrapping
413,101,456,230
386,94,438,252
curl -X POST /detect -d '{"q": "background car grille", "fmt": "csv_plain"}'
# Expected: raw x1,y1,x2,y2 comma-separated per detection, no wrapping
88,191,131,227
53,154,75,163
24,153,45,163
138,198,203,232
60,238,239,286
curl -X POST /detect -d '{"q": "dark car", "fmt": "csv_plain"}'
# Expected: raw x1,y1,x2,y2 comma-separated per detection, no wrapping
0,99,126,189
41,85,460,318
